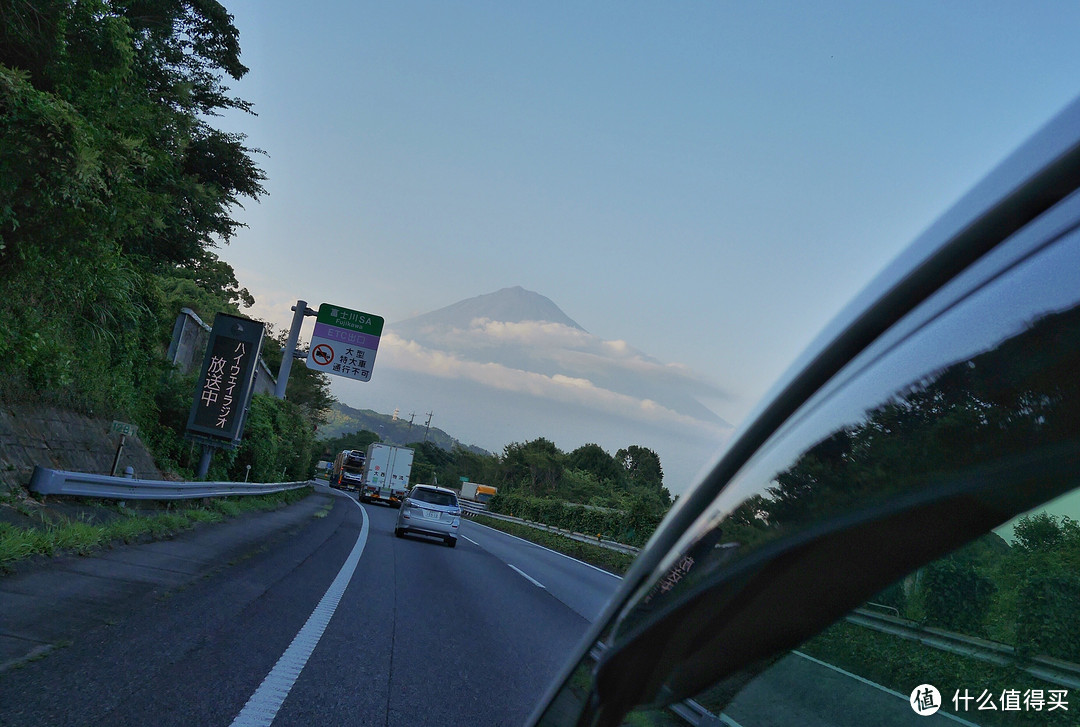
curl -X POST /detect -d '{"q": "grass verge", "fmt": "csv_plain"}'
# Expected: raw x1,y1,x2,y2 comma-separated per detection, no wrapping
473,514,636,575
0,486,313,572
794,620,1078,726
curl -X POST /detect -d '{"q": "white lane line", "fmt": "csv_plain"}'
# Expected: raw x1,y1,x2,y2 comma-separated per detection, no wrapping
461,535,479,545
508,564,546,589
792,651,981,726
466,520,622,579
231,494,369,727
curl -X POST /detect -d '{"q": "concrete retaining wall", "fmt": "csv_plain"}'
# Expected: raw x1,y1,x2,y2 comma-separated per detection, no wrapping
1,310,280,496
0,406,163,494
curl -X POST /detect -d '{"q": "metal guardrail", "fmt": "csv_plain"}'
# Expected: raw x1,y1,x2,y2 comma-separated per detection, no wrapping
848,607,1080,690
29,465,312,501
669,698,738,726
459,500,488,516
470,509,642,555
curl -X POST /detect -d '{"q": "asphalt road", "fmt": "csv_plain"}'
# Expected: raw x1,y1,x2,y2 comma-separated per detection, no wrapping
0,487,989,727
0,488,606,726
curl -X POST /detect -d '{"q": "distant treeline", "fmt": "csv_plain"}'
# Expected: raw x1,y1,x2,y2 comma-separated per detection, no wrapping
319,432,672,517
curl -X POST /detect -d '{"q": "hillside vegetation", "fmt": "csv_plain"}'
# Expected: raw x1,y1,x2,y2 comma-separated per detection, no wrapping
0,2,330,482
0,2,674,536
319,403,488,455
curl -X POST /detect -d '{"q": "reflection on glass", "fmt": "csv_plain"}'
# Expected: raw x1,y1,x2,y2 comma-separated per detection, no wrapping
702,498,1080,727
593,231,1080,725
621,292,1080,642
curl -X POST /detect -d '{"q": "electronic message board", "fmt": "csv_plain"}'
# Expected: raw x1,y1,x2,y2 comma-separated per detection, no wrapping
185,314,265,444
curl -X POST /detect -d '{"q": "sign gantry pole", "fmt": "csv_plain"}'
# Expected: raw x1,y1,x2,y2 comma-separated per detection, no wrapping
276,300,317,400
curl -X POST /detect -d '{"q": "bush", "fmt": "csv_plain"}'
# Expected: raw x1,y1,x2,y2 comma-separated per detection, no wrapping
487,493,659,547
919,558,996,635
226,394,316,483
1015,571,1080,662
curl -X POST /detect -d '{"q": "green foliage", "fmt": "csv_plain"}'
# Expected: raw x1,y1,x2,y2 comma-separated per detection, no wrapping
473,515,635,575
495,438,670,512
870,581,907,614
500,438,564,494
487,492,661,548
228,394,317,483
617,445,665,493
319,402,484,452
0,0,317,483
800,621,1064,727
0,239,170,416
1012,512,1080,554
320,429,382,460
445,444,500,486
568,443,624,489
919,558,996,636
0,487,312,570
1,0,265,271
1015,572,1080,662
157,251,255,322
317,428,669,524
408,440,454,485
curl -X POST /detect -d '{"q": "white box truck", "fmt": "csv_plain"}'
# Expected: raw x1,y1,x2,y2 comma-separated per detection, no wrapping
460,481,497,503
359,444,414,507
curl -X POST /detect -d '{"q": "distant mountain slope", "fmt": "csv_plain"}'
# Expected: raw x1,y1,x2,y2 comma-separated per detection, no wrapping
387,286,729,429
328,285,732,493
393,286,585,336
319,401,491,456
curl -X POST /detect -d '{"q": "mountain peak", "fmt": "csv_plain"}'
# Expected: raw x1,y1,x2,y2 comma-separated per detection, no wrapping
395,287,586,332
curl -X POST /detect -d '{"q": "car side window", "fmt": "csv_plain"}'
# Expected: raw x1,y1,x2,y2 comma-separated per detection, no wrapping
682,496,1080,726
535,191,1080,727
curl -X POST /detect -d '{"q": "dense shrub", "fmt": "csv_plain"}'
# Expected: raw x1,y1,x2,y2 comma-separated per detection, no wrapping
919,558,996,636
487,492,660,547
1015,571,1080,662
227,394,316,483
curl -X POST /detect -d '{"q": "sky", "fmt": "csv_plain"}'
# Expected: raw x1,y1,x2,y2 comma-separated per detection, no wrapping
211,1,1080,494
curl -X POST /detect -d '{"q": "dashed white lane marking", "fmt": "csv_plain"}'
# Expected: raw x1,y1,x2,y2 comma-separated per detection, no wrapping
465,520,622,579
508,564,546,589
231,495,369,727
461,535,479,545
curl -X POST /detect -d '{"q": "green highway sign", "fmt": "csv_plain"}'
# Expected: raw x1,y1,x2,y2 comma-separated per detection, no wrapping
316,304,384,336
308,302,384,382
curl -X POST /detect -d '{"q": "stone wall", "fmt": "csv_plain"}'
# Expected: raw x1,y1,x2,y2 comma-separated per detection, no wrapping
0,406,164,494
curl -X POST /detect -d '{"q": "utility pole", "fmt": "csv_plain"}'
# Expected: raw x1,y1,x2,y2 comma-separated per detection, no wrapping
408,412,415,433
423,411,433,442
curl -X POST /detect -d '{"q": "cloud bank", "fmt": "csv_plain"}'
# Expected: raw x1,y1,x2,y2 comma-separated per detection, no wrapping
380,316,731,440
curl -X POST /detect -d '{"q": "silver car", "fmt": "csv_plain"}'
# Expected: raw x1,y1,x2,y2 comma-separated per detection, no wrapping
394,485,462,547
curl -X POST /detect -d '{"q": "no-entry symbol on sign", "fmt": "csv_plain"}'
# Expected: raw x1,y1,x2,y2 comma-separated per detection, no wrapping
311,343,334,366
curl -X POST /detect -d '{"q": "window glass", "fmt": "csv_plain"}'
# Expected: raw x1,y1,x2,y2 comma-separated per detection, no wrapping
536,196,1080,727
412,488,457,507
679,493,1080,726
